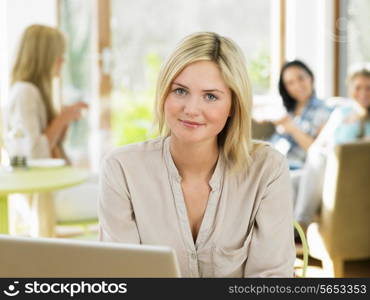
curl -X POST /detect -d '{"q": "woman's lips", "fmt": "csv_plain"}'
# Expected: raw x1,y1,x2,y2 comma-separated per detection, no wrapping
179,119,205,128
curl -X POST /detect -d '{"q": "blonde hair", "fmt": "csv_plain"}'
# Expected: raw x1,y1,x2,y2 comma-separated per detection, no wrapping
155,32,258,172
347,67,370,116
348,68,370,84
12,24,66,123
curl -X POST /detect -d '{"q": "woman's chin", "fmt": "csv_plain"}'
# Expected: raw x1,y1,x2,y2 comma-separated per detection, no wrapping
171,131,214,145
172,134,203,144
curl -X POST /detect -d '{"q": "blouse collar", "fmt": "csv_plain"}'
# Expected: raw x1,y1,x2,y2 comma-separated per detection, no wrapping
163,136,224,191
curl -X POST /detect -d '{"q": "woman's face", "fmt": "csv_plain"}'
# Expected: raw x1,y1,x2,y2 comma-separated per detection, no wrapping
350,75,370,109
164,60,232,146
282,66,313,103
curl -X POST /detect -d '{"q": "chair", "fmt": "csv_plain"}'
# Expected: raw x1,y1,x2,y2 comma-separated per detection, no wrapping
53,180,98,238
56,218,98,238
251,120,275,140
294,221,309,278
307,141,370,277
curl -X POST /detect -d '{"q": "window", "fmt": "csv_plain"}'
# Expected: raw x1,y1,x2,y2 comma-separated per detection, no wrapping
59,0,278,150
111,0,273,146
59,0,93,166
346,0,370,69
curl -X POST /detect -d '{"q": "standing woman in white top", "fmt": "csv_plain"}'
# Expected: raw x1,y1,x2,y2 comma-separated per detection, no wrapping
5,25,96,234
99,32,295,277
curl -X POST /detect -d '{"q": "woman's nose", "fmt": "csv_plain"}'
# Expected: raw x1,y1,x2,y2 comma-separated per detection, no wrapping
183,95,201,116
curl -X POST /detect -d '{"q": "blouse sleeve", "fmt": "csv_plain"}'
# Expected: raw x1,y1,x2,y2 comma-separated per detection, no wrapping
311,107,344,151
98,155,141,244
9,85,51,158
244,156,296,277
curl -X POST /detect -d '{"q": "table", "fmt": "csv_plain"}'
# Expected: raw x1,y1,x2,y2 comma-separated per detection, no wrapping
0,166,89,236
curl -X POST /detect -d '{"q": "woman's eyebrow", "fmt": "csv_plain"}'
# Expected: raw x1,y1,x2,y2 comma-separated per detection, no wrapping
203,88,224,94
172,82,224,94
172,82,188,89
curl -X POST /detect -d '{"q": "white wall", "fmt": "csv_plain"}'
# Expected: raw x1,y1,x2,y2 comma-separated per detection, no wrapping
7,0,58,64
285,0,335,99
0,0,8,111
0,0,57,110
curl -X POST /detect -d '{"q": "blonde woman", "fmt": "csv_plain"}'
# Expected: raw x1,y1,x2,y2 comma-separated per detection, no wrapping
4,25,96,235
6,24,87,159
99,32,295,277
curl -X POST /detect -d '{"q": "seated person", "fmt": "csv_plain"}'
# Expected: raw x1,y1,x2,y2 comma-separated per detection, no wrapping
294,67,370,234
270,60,332,170
4,25,97,233
98,32,295,277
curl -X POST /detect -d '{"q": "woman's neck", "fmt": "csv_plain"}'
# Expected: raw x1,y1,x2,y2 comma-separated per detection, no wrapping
294,96,311,115
169,136,219,181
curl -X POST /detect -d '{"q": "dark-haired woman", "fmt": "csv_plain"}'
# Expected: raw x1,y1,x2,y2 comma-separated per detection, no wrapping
270,60,332,169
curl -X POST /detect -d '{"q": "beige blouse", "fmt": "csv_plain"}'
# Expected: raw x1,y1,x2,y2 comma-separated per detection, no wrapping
98,136,295,277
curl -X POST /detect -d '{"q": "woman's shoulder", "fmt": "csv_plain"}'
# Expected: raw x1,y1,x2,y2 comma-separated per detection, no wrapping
230,141,289,187
250,141,287,169
9,81,42,104
11,81,40,95
335,102,356,114
103,137,165,164
310,97,332,112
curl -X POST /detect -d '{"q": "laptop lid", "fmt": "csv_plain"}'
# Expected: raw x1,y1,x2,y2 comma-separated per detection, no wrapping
0,235,181,278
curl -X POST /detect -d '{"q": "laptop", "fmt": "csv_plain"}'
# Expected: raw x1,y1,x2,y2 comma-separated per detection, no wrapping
0,235,181,277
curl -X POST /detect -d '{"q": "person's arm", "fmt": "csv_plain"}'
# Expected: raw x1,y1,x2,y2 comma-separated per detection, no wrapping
44,114,68,150
244,155,295,277
8,84,88,158
311,108,344,150
274,116,314,151
98,155,141,243
44,102,88,150
287,125,315,151
51,144,71,165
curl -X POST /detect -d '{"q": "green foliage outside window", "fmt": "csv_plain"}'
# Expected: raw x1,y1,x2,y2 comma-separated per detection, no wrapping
111,52,160,146
248,49,271,94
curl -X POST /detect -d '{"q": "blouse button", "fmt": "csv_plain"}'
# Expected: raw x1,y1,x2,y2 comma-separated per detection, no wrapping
191,252,197,260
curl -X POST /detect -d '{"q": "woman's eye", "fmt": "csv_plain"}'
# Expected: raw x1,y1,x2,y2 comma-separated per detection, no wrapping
174,88,187,96
298,75,308,82
205,93,218,101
